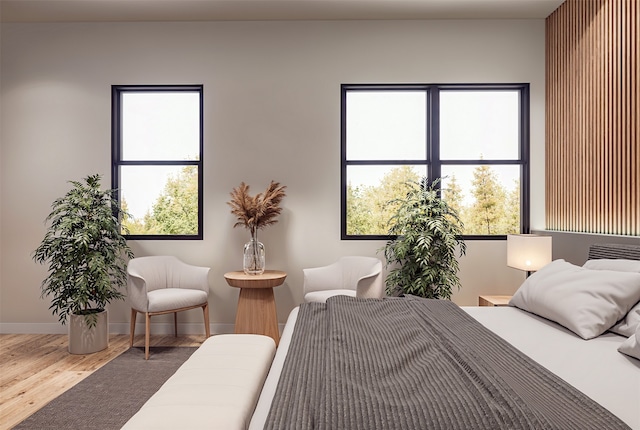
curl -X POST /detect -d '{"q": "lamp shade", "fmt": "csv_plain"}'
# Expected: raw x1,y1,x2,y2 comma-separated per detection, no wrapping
507,234,552,271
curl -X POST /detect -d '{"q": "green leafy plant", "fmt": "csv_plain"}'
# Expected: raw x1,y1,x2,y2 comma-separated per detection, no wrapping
382,177,466,299
33,174,134,326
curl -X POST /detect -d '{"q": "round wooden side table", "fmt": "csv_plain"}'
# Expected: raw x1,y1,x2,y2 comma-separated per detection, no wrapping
224,270,286,346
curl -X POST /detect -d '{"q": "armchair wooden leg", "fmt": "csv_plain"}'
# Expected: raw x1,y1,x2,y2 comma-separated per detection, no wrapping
203,302,210,338
174,312,178,337
130,309,137,347
145,312,151,360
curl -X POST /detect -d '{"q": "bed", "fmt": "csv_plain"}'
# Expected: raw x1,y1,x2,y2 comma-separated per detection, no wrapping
249,243,640,430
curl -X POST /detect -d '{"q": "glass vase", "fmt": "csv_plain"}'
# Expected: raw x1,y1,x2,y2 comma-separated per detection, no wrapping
243,229,265,275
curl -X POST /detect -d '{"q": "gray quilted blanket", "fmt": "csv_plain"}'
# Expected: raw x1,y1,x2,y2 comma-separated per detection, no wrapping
264,295,630,430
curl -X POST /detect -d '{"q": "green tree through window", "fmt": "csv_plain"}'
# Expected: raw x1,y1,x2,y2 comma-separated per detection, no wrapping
346,166,520,236
122,166,198,235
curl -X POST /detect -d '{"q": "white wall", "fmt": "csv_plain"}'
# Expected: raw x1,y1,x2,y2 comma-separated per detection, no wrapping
0,19,544,333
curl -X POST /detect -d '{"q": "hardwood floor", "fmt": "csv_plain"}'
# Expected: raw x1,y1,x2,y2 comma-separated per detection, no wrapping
0,333,206,430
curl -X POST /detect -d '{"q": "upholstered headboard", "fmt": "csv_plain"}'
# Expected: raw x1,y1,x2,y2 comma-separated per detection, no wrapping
587,243,640,261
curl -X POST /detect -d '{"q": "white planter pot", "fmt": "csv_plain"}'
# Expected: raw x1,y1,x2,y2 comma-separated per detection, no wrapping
68,310,108,354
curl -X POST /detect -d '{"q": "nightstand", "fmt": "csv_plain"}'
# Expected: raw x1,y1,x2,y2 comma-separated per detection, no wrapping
478,295,512,307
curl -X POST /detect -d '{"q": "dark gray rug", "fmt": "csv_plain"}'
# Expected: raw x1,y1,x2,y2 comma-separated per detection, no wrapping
14,347,197,430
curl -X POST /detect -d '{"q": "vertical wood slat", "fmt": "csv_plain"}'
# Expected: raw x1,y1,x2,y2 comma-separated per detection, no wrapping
632,0,636,234
546,0,640,237
613,0,618,235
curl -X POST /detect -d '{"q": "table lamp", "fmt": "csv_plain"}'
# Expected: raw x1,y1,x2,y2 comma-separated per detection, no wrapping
507,234,552,277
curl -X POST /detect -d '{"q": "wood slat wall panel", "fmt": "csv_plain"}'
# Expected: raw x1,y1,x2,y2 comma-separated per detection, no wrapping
546,0,640,236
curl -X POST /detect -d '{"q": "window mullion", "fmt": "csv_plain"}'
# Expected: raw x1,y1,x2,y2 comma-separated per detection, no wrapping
429,87,441,187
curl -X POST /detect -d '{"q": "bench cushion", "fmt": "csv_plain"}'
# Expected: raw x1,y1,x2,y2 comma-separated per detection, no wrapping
122,334,276,430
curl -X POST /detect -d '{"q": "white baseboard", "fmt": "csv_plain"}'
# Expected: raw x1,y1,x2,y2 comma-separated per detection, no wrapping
0,322,248,335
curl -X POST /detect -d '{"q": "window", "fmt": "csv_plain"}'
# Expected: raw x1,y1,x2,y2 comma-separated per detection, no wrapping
112,85,203,239
342,84,529,240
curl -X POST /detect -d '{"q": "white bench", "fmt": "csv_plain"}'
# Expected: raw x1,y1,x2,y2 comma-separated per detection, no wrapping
122,334,276,430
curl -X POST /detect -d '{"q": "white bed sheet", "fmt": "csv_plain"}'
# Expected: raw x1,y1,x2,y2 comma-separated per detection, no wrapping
250,305,640,430
465,306,640,430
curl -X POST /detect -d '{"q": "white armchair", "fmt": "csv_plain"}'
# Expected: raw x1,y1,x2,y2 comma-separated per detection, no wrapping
127,256,210,359
303,256,384,303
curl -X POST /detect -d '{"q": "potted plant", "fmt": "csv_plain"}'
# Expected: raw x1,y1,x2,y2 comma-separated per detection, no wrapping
33,174,134,354
382,177,466,299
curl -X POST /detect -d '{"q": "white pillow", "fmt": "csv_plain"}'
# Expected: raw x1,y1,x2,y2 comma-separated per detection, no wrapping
583,258,640,272
582,258,640,337
509,259,640,339
618,325,640,361
609,303,640,337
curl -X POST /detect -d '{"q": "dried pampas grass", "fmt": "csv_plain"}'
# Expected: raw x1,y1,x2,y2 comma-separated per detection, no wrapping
228,181,287,232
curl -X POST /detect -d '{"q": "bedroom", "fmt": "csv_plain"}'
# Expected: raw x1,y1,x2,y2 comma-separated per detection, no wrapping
1,0,639,428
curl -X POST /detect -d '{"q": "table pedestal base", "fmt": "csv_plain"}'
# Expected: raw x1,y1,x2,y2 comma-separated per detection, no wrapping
235,287,280,346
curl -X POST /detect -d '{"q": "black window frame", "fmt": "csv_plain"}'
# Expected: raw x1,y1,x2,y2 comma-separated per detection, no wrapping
341,83,530,241
111,84,204,240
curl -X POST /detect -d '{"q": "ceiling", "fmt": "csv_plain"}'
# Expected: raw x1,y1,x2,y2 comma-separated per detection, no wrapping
0,0,565,23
